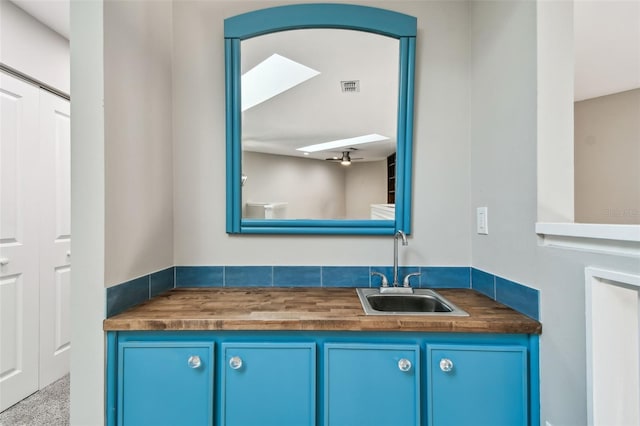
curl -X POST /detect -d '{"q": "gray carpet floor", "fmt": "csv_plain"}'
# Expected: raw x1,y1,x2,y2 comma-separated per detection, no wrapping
0,374,69,426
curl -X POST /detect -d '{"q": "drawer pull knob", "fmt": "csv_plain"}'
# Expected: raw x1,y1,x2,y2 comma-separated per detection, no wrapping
0,258,9,266
398,358,412,372
187,355,202,369
439,358,454,372
229,356,243,370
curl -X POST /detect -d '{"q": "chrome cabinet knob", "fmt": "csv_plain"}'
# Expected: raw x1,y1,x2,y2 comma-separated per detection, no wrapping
398,358,412,372
439,358,454,372
229,356,243,370
187,355,202,369
0,257,9,266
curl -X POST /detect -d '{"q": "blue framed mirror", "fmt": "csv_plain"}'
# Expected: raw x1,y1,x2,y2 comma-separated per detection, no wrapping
225,4,416,235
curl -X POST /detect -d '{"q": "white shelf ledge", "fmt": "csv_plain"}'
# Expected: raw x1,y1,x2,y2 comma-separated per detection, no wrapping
536,223,640,257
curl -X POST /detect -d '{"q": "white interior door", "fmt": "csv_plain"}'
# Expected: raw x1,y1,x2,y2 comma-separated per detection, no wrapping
0,73,40,411
38,90,71,389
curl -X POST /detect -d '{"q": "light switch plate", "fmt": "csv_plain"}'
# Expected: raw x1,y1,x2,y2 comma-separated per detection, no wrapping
476,207,488,234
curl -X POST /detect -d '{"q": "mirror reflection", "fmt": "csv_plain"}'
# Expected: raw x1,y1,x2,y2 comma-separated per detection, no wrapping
240,29,399,220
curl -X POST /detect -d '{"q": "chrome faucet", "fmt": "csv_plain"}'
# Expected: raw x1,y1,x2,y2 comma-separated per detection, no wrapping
371,230,419,294
392,230,408,286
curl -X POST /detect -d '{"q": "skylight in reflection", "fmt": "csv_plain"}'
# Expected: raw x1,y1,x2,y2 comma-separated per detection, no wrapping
242,53,320,111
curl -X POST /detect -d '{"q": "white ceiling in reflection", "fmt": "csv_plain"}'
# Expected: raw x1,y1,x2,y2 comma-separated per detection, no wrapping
297,133,389,153
241,28,399,162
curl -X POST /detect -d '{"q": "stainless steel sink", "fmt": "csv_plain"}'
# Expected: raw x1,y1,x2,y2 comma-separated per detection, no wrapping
357,288,469,316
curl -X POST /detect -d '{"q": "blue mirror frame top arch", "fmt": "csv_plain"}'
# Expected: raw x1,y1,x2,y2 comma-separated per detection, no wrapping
225,4,417,235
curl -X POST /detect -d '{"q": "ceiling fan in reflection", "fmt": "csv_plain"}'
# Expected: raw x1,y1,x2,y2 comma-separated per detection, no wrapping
325,150,363,166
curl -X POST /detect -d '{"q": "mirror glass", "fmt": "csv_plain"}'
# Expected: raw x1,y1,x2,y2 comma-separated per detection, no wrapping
241,29,399,221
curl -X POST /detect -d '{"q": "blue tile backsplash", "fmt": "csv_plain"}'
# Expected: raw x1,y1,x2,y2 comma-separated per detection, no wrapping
495,276,539,320
106,265,540,321
106,267,174,317
471,268,495,298
224,266,273,287
150,268,174,297
421,266,471,289
175,266,223,287
322,266,370,288
274,266,322,287
472,268,539,320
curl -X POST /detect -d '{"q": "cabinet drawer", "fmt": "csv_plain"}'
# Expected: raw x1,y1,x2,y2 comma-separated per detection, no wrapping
118,341,214,426
427,344,528,426
221,342,316,426
324,343,420,426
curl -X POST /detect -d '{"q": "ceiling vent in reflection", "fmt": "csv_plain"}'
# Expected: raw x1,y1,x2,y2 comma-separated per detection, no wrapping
340,80,360,93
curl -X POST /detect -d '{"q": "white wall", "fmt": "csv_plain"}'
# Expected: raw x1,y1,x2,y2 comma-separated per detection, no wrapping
574,89,640,225
470,2,640,426
172,0,471,267
0,0,70,94
345,160,387,219
104,0,174,286
243,151,346,219
69,1,104,424
469,0,538,283
71,0,173,422
536,0,574,223
243,152,387,220
535,249,640,426
587,271,640,426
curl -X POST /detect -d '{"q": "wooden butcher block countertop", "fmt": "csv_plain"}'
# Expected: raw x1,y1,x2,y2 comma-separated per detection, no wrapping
103,287,541,334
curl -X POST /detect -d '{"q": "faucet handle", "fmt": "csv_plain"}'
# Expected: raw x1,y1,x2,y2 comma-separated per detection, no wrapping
371,272,389,288
402,272,421,288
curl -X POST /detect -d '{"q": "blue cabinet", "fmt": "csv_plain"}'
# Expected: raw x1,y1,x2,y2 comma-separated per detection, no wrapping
117,341,214,426
221,343,316,426
107,332,538,426
324,343,420,426
426,344,528,426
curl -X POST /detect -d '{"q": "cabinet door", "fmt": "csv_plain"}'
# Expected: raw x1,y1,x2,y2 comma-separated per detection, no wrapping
222,342,316,426
427,344,528,426
118,342,214,426
324,343,420,426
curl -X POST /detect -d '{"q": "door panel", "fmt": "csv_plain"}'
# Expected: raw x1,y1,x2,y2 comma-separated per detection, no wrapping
0,274,21,374
427,344,528,426
54,105,71,240
324,343,420,426
53,266,71,354
0,73,40,411
222,342,316,426
38,91,71,388
118,342,215,426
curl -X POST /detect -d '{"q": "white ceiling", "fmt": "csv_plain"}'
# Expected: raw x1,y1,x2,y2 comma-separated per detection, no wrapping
573,0,640,101
12,0,638,102
10,0,69,39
